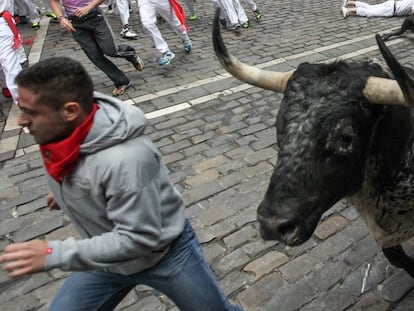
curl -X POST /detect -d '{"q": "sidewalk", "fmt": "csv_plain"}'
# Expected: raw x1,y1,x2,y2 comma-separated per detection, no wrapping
1,0,414,310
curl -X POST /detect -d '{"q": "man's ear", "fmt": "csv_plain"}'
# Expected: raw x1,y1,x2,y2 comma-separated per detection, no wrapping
62,102,81,121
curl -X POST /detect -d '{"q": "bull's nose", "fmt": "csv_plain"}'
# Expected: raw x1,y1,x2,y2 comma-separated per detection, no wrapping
257,213,299,245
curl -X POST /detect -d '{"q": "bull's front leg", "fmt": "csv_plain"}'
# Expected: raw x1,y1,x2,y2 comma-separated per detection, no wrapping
382,245,414,277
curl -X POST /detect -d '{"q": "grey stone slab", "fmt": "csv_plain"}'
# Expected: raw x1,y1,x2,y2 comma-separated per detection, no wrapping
301,287,355,311
262,278,318,311
379,270,414,302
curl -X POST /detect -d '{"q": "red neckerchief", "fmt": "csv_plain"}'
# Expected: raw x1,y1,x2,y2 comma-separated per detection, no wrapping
0,10,22,49
40,103,99,183
169,0,187,31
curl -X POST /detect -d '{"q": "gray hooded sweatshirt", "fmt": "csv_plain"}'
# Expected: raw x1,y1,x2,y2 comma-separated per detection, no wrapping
45,92,186,275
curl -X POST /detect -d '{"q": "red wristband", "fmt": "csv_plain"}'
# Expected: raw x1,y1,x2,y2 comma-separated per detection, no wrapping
45,247,53,255
57,16,65,22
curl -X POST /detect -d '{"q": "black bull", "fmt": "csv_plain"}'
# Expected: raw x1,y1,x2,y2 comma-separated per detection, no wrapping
212,9,414,277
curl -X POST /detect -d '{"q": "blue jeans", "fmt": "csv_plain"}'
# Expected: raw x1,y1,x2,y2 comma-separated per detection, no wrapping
48,220,244,311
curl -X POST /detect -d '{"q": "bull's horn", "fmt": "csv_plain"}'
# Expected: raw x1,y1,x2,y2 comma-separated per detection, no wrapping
212,8,293,93
363,35,414,107
376,34,414,106
363,77,406,106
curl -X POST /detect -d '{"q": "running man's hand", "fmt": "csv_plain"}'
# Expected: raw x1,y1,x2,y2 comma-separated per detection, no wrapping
0,240,49,278
58,17,76,32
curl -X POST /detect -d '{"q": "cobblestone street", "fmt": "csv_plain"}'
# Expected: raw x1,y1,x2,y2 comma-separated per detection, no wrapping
1,0,414,310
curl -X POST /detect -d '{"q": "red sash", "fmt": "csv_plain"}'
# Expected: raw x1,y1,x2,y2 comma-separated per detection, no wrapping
169,0,187,31
0,10,22,49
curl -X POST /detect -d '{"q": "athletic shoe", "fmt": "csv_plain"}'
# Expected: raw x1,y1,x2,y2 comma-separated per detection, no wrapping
2,87,11,99
183,38,192,53
47,12,59,23
159,51,175,66
253,10,262,21
32,22,40,29
189,13,197,20
341,7,348,18
46,12,57,18
126,55,144,71
120,27,138,39
241,21,249,28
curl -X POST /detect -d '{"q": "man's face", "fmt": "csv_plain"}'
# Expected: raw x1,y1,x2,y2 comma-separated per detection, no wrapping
17,87,72,145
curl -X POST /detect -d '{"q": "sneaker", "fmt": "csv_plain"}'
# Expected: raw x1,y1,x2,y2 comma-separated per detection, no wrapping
159,51,175,66
46,12,57,18
183,38,192,53
341,6,348,18
253,10,262,21
232,23,241,34
241,21,249,28
126,55,144,71
32,22,40,29
189,13,197,20
120,27,138,39
47,12,58,23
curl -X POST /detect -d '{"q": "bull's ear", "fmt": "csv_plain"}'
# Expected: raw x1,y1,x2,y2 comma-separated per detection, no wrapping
376,34,414,105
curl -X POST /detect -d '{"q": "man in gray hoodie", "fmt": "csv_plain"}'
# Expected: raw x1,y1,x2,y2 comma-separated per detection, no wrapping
0,57,244,311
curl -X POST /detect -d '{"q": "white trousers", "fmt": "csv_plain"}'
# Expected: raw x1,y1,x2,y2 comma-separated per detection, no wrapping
356,0,414,17
212,0,248,25
138,0,188,54
117,0,130,25
242,0,257,11
0,19,23,103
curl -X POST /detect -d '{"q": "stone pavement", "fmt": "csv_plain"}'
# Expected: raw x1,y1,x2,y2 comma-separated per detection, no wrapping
1,0,414,310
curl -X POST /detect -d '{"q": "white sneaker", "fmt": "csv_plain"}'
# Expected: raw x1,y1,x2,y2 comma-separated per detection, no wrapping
341,7,348,18
120,27,138,39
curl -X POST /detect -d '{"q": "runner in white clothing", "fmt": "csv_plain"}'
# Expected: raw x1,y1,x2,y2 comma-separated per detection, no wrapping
341,0,414,18
0,0,23,103
137,0,192,65
105,0,138,38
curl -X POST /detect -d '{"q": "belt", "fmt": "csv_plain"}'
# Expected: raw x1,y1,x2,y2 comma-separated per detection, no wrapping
68,10,100,21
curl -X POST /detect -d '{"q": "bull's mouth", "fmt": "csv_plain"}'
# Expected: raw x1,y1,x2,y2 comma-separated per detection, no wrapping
259,225,306,246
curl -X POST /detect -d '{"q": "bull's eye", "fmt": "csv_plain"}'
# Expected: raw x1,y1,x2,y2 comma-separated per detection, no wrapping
337,134,352,145
336,134,354,154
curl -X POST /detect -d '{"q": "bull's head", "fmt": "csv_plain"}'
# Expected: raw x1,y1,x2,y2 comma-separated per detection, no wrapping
212,9,414,246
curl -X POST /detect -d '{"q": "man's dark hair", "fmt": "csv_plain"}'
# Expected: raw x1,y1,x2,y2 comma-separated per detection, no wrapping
16,57,94,112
